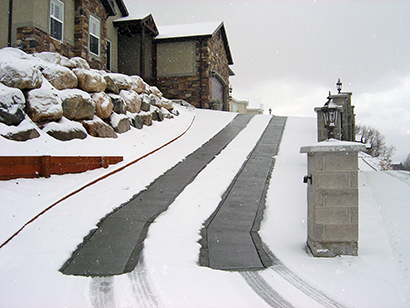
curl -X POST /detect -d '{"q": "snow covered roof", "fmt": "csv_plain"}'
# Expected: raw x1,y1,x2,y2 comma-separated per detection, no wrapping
156,21,223,40
156,21,233,65
114,13,152,23
113,14,159,36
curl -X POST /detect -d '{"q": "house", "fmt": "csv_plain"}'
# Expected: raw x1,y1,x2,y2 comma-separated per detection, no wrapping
154,21,234,110
1,1,235,110
1,0,130,72
246,98,264,115
229,97,249,114
228,96,265,115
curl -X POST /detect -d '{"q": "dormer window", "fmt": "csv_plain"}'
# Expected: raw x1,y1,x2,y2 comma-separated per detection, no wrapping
89,15,100,55
50,0,64,41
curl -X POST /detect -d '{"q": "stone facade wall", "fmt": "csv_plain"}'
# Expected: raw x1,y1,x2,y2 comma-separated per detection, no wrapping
208,30,230,86
74,0,108,70
16,26,75,58
156,40,206,108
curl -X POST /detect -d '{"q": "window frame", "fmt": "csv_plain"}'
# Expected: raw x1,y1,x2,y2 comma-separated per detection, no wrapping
89,15,101,56
50,0,64,41
106,39,112,71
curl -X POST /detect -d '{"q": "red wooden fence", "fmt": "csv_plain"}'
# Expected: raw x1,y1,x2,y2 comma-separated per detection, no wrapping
0,156,123,180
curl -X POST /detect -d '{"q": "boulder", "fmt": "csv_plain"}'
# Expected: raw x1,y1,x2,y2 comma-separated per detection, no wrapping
43,117,87,141
139,112,152,126
150,86,163,98
1,127,40,141
25,83,63,123
108,73,133,91
155,109,164,121
160,97,174,111
82,116,117,138
0,47,31,61
109,112,130,133
151,106,164,122
128,113,143,129
139,93,151,112
60,89,95,120
33,52,76,68
91,92,113,120
143,82,151,94
0,118,40,141
149,94,161,108
102,72,119,94
161,107,174,119
130,75,146,94
119,90,141,113
107,93,126,114
0,83,26,125
150,97,174,111
0,62,42,90
59,56,76,69
42,64,78,90
70,57,90,70
170,108,180,117
73,68,106,92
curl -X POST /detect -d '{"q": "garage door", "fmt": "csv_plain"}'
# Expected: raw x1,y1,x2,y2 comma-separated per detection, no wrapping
211,77,224,110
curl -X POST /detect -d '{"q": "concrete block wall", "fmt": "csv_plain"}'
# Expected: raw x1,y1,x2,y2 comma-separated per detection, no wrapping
301,141,366,257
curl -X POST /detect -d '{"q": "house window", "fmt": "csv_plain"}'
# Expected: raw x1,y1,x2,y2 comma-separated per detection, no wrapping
89,15,100,55
50,0,64,41
106,40,111,70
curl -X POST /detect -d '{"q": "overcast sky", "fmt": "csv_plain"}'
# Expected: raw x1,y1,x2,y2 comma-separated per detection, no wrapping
124,0,410,161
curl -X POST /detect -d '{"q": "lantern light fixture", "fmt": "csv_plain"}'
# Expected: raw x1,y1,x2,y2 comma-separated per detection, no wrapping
321,94,340,139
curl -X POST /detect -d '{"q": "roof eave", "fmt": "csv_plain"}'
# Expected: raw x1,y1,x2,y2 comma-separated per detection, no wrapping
116,0,129,16
155,34,212,43
101,0,129,17
219,23,234,65
114,14,159,36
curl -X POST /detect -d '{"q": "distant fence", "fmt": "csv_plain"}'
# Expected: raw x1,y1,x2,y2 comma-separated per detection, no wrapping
0,156,123,180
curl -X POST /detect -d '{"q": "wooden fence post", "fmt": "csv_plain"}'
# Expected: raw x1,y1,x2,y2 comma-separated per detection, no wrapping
41,155,51,178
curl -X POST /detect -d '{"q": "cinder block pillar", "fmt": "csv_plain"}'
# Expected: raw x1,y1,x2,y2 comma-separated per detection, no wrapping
300,140,366,257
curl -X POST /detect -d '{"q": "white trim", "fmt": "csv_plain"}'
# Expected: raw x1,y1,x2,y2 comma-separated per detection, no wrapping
89,15,100,56
50,0,64,41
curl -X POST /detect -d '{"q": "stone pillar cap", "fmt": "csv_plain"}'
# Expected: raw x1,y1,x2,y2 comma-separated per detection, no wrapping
300,139,366,153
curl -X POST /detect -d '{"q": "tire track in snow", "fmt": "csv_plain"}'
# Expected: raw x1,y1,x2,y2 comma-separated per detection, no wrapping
127,259,161,308
263,243,348,308
240,271,294,308
90,277,115,308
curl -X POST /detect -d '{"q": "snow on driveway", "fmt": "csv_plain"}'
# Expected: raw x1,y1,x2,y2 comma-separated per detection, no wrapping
0,107,409,307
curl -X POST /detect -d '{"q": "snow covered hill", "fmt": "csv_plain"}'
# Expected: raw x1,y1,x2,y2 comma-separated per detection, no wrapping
0,106,409,307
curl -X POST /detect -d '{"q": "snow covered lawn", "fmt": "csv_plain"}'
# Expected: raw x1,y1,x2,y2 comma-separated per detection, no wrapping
0,107,409,307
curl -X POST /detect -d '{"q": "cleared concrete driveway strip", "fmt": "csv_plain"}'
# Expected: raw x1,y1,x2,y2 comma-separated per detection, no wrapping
60,114,254,276
199,116,287,271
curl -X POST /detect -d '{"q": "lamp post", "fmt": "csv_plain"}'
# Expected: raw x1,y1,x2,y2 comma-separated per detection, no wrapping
336,78,342,93
321,94,340,139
